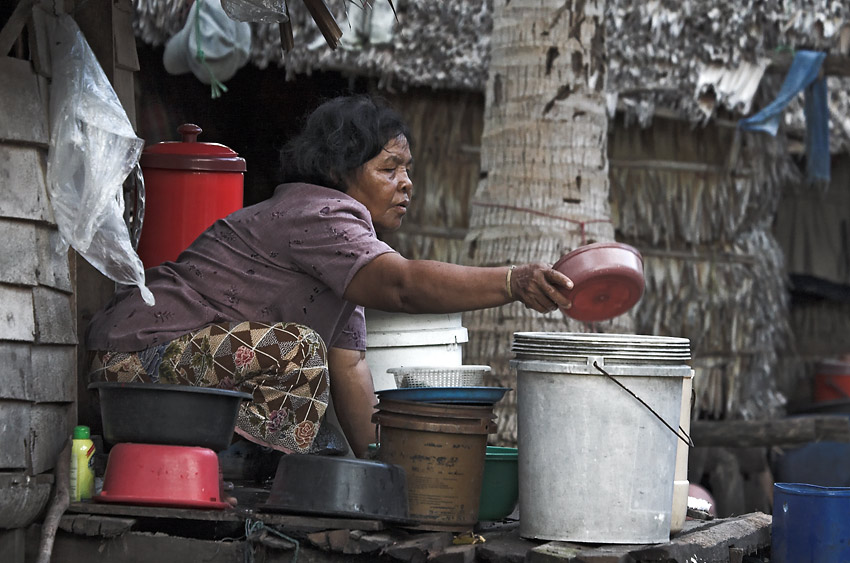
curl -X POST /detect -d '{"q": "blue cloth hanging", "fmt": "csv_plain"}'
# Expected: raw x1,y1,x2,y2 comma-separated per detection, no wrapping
738,50,830,184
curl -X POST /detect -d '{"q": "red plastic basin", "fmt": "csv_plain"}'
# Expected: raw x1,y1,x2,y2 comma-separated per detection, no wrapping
553,242,645,322
95,443,228,510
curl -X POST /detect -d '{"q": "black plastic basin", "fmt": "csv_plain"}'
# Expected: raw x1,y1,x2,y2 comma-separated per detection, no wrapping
89,381,252,451
263,454,411,524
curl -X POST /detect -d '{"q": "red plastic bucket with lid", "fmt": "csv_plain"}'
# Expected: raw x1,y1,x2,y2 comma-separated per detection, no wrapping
136,123,245,269
813,360,850,402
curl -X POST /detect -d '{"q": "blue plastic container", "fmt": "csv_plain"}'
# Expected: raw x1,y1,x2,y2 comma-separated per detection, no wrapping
775,441,850,487
772,483,850,562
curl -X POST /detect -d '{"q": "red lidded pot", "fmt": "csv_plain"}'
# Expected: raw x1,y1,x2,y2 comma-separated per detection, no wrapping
137,123,245,269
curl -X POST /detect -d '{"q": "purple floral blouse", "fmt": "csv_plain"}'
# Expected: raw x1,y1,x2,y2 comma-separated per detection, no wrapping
86,183,396,352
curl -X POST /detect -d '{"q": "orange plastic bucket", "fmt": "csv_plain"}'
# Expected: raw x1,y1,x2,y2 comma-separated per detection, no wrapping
372,399,496,532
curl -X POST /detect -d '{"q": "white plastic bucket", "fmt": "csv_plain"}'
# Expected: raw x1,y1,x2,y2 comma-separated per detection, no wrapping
513,349,690,544
365,310,468,391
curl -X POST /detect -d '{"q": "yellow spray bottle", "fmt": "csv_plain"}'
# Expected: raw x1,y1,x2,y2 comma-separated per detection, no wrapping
70,425,95,501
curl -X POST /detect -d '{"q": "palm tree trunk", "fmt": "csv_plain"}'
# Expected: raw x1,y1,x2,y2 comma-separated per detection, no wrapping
462,0,631,445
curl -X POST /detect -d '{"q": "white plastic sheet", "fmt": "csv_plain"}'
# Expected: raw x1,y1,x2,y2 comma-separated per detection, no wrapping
45,12,153,305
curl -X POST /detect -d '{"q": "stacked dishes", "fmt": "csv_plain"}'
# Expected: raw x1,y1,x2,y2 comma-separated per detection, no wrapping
512,332,690,365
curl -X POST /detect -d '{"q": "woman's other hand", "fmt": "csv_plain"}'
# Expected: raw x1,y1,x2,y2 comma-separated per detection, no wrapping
509,263,573,314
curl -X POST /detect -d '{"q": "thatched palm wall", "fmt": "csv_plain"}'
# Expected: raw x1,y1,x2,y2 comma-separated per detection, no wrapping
378,90,485,264
610,116,793,420
776,156,850,406
377,90,794,439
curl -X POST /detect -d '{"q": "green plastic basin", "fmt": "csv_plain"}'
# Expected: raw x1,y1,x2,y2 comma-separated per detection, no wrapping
478,446,519,521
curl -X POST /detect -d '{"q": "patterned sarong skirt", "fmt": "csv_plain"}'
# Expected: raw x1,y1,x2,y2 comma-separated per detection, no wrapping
88,321,330,454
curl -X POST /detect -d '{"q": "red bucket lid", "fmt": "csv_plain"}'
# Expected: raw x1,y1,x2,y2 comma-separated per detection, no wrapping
553,242,645,323
140,123,246,172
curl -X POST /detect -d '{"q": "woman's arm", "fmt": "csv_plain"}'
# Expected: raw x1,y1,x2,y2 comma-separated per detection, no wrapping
327,346,377,458
343,253,573,314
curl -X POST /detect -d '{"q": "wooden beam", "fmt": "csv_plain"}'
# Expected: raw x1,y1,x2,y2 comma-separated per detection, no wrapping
527,513,772,562
302,0,341,50
59,514,136,537
0,0,37,57
691,414,850,448
767,52,850,77
66,501,386,531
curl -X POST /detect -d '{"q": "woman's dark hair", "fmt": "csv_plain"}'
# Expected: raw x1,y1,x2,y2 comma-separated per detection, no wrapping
280,95,412,192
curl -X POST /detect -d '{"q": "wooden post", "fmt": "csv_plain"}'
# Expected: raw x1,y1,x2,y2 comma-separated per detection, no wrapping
67,0,140,431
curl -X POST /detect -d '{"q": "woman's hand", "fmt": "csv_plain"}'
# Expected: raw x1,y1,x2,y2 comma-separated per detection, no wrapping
510,263,574,314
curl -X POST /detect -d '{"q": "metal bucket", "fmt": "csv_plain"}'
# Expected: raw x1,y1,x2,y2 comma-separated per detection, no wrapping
512,332,691,544
372,398,495,532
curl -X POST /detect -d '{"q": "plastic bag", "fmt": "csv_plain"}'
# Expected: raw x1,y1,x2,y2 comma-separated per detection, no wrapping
44,13,154,305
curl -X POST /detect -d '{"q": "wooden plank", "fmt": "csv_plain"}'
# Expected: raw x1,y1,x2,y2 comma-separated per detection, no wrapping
307,528,356,552
0,285,35,342
50,530,245,563
690,415,850,448
477,525,533,563
32,286,77,345
112,0,139,72
111,68,137,126
35,226,72,292
527,513,772,562
28,6,52,79
0,343,31,400
382,531,454,561
29,402,73,474
0,57,48,145
352,531,397,553
628,512,772,562
0,219,38,286
0,402,31,469
0,144,52,222
429,544,477,563
609,158,737,175
67,501,386,531
59,514,136,537
30,345,76,402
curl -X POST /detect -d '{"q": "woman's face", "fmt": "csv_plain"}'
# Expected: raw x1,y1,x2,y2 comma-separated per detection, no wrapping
345,135,413,234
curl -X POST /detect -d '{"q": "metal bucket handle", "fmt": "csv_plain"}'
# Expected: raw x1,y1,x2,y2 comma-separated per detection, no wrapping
593,361,694,448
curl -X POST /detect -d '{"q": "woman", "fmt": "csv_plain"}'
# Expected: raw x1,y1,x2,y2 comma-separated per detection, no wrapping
86,95,573,458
